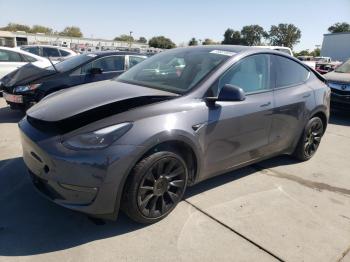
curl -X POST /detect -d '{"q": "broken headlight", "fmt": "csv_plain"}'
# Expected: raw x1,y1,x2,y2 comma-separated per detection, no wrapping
62,122,132,150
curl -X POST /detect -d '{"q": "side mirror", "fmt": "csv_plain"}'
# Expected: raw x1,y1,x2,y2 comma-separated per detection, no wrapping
89,67,103,75
205,84,246,107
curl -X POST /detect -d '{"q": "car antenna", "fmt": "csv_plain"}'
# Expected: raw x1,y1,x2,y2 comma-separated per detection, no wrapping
47,57,58,72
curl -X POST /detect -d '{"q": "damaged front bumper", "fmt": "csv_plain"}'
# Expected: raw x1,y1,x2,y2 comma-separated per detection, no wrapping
19,117,144,220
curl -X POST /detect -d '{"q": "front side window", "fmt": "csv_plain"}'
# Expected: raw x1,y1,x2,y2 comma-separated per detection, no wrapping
22,46,40,55
214,54,271,96
274,55,309,88
43,47,60,57
93,56,125,72
59,49,71,57
117,48,232,94
0,50,22,62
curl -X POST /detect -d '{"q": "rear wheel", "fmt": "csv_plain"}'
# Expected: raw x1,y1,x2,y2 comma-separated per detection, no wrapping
122,151,188,224
293,117,324,161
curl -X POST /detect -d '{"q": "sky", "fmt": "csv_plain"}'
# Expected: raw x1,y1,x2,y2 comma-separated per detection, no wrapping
0,0,349,51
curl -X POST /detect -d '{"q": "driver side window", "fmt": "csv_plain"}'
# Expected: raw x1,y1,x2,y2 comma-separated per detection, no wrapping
212,54,271,96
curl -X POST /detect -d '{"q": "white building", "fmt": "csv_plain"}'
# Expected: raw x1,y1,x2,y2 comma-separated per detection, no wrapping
321,32,350,62
0,30,161,54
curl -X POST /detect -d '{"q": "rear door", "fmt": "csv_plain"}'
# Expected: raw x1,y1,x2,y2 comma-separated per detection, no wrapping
0,49,27,78
200,54,274,179
269,55,314,152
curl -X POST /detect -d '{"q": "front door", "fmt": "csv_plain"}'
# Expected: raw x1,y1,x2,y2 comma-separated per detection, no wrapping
199,54,274,179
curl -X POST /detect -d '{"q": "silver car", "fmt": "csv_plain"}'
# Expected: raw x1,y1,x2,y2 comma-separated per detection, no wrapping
19,46,330,224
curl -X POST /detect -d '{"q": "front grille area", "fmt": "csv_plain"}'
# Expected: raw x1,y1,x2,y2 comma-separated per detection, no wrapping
28,169,64,200
331,88,350,96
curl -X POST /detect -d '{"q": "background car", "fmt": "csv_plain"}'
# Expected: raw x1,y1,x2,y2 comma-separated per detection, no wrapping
17,45,77,62
1,51,147,110
0,46,51,79
20,46,330,224
324,58,350,110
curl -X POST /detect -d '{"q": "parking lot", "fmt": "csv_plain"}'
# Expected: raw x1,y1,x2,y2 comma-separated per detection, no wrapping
0,97,350,262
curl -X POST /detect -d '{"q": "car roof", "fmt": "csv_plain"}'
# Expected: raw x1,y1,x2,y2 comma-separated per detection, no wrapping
87,51,147,57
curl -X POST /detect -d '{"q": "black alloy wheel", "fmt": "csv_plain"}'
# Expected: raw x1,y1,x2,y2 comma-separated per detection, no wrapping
123,151,188,224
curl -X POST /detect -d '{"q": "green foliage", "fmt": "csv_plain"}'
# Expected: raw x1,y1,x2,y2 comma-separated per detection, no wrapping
267,23,301,49
59,26,83,37
30,25,53,34
148,36,176,49
137,37,147,43
222,28,245,45
328,22,350,33
202,38,216,45
188,37,198,46
241,25,267,46
114,34,134,42
294,48,321,57
0,23,31,32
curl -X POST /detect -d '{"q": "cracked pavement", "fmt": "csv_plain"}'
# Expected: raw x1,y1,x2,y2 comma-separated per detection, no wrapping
0,98,350,262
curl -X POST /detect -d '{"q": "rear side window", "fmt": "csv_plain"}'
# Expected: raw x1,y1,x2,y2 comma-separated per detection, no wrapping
59,49,71,57
274,55,309,88
0,50,23,62
129,56,145,68
23,54,37,62
43,47,60,57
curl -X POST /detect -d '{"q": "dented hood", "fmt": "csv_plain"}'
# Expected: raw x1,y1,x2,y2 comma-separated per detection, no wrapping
1,63,56,88
26,80,177,132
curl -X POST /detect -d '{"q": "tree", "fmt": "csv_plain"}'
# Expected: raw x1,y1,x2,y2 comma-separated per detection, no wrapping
267,23,301,49
202,38,216,45
311,48,321,57
0,23,30,32
188,37,198,46
30,25,53,34
241,25,267,46
59,26,83,37
294,50,310,56
114,34,134,42
137,37,147,43
222,28,244,45
148,36,176,49
328,22,350,33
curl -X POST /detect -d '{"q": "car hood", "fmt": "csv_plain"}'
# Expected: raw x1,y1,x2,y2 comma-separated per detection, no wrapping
324,71,350,84
26,80,178,133
1,63,56,88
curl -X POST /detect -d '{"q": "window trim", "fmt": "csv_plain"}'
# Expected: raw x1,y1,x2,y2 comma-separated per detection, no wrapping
272,54,311,90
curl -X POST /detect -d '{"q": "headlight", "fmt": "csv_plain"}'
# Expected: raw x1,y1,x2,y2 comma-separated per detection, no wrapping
62,122,132,150
14,83,41,93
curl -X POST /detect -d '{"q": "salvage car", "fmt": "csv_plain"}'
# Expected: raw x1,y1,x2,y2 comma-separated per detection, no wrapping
2,51,147,110
19,46,330,224
324,58,350,110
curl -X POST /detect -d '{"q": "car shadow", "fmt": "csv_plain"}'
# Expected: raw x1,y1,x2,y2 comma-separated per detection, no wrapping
0,103,24,123
0,154,298,257
329,110,350,126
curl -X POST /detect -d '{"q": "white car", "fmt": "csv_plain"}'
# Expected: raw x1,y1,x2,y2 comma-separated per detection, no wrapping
0,46,52,79
18,45,77,62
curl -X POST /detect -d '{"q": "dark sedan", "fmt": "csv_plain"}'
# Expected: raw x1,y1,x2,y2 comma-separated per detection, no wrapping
19,46,330,224
1,51,146,110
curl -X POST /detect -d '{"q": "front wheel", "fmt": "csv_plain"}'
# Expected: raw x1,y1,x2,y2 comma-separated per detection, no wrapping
122,151,188,224
293,117,324,161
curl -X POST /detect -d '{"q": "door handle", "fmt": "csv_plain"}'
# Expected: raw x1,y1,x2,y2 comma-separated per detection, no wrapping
303,93,311,99
260,102,271,107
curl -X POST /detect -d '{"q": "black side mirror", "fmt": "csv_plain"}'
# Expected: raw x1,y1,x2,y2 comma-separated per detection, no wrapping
205,84,245,107
89,67,103,75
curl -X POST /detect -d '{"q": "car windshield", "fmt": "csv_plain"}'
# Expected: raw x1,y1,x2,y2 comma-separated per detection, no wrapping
46,54,95,72
335,59,350,73
116,48,234,94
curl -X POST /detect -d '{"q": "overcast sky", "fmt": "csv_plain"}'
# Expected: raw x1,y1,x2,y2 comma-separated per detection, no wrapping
0,0,349,51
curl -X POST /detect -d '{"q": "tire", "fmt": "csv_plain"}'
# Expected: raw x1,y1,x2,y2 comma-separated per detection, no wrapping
293,117,324,161
122,151,188,224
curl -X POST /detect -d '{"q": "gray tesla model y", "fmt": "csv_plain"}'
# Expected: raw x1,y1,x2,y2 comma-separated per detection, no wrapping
19,45,330,223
